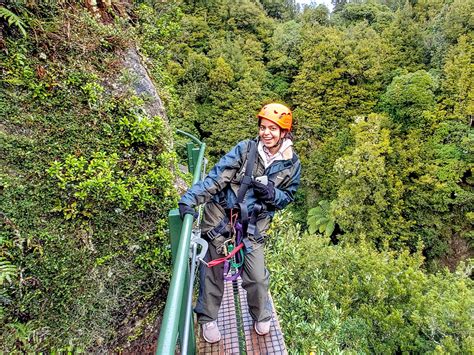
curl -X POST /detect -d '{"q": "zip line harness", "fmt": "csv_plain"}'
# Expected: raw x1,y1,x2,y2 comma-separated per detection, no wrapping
195,140,265,281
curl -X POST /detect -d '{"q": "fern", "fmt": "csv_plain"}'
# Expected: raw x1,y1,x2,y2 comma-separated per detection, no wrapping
307,200,336,237
0,7,27,37
0,257,17,286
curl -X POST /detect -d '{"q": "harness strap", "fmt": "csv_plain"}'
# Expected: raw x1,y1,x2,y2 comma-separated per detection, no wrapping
235,140,257,243
206,140,258,241
206,216,229,241
207,242,244,267
247,202,265,244
223,260,242,281
238,202,248,236
235,140,257,205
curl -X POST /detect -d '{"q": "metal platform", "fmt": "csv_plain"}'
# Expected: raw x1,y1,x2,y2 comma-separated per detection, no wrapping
197,278,287,354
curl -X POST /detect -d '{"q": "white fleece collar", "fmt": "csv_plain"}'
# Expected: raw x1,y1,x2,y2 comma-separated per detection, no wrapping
258,138,293,168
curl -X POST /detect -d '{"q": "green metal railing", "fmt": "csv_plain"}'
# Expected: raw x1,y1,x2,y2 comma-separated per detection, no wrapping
156,130,206,355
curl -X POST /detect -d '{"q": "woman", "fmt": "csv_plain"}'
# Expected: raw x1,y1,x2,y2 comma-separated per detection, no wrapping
178,103,301,343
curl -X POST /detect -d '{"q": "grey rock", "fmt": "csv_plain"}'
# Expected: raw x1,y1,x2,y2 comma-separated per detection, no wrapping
107,47,167,122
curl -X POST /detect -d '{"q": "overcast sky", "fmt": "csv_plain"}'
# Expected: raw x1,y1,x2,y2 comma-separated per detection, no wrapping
297,0,334,11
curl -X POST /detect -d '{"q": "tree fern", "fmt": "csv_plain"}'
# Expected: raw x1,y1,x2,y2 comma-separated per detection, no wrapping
0,7,27,37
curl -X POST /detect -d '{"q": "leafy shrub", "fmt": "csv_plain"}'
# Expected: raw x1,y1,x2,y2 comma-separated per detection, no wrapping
0,257,17,286
381,70,436,127
48,110,177,219
1,6,180,351
267,212,473,353
307,199,335,237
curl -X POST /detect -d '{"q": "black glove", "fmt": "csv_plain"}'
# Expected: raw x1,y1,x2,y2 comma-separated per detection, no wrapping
252,180,275,204
178,203,198,220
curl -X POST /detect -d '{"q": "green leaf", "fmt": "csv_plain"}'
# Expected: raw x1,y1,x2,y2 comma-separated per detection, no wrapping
318,224,326,233
316,217,329,226
0,258,17,286
0,7,27,37
325,220,335,237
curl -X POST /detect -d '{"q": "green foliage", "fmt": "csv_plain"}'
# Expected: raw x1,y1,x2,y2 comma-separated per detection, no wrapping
439,34,474,123
300,4,330,26
0,6,27,37
48,146,177,219
292,0,472,267
267,20,302,98
382,70,436,126
1,4,180,352
267,211,473,353
404,121,473,261
381,2,426,71
208,57,234,89
81,80,105,110
119,113,167,148
431,0,474,45
293,22,393,138
0,257,17,286
307,200,335,236
332,114,405,247
2,40,50,100
260,0,299,21
334,1,394,28
220,0,270,35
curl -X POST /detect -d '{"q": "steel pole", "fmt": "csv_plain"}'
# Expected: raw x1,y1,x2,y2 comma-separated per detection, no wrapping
156,142,206,355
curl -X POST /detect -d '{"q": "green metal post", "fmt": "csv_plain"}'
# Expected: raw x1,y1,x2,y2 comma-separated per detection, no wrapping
170,213,197,354
156,214,194,354
156,139,206,355
169,209,182,262
168,209,196,352
186,142,201,176
186,142,195,175
191,147,200,175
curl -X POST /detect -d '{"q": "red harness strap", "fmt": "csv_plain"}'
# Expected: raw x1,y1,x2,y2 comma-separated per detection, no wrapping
207,242,244,267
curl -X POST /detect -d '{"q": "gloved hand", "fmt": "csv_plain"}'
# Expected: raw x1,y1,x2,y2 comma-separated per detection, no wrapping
178,203,198,220
252,180,275,204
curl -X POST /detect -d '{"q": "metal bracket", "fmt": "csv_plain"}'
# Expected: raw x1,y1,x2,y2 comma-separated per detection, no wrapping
190,229,208,264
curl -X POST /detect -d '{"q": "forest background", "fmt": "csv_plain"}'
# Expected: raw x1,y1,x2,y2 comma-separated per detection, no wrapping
1,0,472,353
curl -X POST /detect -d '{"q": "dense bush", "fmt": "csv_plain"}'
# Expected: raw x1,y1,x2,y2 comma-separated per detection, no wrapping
291,0,473,266
1,5,179,351
267,212,473,353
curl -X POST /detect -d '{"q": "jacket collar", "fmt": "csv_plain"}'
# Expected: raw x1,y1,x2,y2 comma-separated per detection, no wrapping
257,138,294,168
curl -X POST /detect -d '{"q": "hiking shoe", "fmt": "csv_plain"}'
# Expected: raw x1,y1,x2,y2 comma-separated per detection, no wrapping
202,321,221,343
254,320,271,335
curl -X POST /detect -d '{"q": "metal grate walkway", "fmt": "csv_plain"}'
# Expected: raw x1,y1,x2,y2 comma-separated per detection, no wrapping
198,278,287,354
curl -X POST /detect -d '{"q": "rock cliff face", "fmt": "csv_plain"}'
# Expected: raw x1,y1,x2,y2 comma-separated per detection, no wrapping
117,47,191,195
83,1,167,124
103,47,167,119
120,47,168,122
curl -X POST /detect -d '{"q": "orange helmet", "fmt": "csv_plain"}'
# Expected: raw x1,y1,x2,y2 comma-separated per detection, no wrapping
257,103,293,131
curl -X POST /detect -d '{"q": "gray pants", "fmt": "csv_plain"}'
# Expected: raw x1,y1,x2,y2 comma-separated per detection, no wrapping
195,240,272,324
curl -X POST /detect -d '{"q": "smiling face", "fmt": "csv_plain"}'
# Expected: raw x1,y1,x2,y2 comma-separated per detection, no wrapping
258,118,286,154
